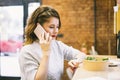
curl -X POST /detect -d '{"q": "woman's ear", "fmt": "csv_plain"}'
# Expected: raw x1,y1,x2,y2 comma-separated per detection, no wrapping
37,23,40,26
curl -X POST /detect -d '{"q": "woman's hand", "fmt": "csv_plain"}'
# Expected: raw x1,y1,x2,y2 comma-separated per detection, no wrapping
68,59,80,71
39,33,52,56
35,24,52,54
40,32,52,51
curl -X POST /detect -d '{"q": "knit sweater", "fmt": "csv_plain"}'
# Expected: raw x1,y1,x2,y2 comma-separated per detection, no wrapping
19,40,86,80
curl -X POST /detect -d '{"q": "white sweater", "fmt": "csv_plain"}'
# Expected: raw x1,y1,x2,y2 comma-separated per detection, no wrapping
19,40,86,80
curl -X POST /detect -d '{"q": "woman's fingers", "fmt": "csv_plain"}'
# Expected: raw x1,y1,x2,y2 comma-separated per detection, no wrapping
68,60,75,68
48,34,52,42
68,60,80,68
39,32,52,44
45,33,49,41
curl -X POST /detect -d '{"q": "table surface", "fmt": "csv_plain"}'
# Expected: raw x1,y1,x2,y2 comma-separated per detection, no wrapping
0,56,20,77
72,55,120,80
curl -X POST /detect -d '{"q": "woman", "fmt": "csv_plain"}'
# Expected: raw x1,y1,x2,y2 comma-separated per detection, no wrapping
19,5,86,80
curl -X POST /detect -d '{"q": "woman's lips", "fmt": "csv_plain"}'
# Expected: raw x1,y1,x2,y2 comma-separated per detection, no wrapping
51,35,56,37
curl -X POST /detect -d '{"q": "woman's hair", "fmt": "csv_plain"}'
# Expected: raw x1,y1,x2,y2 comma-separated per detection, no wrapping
24,5,61,45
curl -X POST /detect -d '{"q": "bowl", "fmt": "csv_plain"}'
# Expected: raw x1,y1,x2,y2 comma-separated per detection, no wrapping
83,56,109,71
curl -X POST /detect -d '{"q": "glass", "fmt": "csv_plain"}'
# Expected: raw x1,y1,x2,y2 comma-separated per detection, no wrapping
28,2,40,16
0,6,23,56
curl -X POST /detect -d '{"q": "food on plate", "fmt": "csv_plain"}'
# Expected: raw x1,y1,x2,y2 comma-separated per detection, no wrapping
85,56,109,61
83,56,109,71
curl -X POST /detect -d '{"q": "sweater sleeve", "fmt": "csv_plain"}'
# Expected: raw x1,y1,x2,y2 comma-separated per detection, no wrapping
57,41,86,61
19,46,40,80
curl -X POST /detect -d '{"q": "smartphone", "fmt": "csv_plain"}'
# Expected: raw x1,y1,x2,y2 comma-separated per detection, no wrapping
34,24,47,40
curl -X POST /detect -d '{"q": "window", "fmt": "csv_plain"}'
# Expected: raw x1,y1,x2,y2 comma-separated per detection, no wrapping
0,2,40,56
0,6,23,56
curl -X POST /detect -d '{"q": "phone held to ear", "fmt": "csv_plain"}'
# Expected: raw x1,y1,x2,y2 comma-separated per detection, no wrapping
34,23,47,40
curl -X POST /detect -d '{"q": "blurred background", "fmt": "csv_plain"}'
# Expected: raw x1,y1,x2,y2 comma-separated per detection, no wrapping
0,0,120,80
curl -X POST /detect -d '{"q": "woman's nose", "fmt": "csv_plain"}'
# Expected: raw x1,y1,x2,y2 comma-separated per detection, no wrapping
53,28,58,33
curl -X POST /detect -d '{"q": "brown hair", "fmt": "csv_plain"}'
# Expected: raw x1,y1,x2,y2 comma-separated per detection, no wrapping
24,5,61,45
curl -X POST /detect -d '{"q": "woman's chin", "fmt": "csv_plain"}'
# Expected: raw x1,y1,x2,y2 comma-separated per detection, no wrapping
52,37,56,40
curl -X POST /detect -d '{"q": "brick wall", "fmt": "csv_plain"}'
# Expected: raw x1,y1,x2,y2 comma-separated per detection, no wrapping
42,0,117,79
95,0,116,55
42,0,116,55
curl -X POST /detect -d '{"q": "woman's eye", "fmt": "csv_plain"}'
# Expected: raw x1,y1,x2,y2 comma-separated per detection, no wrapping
49,25,59,29
49,26,54,28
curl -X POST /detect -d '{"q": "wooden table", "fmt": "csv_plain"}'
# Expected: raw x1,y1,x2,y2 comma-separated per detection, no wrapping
72,55,120,80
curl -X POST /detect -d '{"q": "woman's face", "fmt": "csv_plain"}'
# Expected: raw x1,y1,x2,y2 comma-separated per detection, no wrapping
42,17,59,40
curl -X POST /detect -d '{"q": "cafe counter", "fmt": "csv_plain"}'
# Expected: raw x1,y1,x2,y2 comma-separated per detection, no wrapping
72,55,120,80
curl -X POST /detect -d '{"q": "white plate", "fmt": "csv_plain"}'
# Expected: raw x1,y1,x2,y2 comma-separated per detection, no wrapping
109,59,120,66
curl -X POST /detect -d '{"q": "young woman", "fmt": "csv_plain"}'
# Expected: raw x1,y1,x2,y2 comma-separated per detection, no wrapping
19,5,86,80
